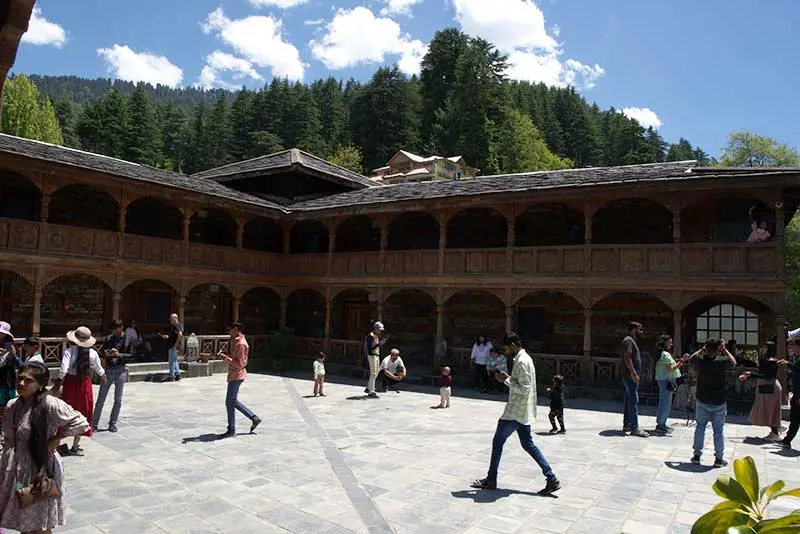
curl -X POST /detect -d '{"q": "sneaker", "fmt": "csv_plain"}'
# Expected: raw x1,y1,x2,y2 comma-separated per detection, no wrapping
175,375,181,382
691,455,701,465
549,428,558,434
557,428,566,434
713,458,728,468
630,429,649,438
108,423,118,433
765,432,780,441
250,417,262,433
367,392,380,399
319,393,326,397
622,425,632,433
218,431,235,439
470,478,497,490
539,477,561,496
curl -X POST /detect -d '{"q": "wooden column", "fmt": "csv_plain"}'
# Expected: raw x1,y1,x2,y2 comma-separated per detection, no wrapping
505,306,514,334
506,217,515,273
438,212,447,274
178,296,186,326
118,203,127,259
323,299,332,351
673,214,682,276
182,215,190,267
776,203,786,279
32,268,43,336
112,291,122,321
236,222,244,249
39,194,50,223
379,222,388,274
581,309,593,384
279,298,287,329
232,296,240,322
583,214,592,274
327,225,336,276
673,311,683,358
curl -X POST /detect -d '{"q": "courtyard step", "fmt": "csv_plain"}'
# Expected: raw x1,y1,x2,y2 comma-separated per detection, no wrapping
126,362,170,373
127,370,171,383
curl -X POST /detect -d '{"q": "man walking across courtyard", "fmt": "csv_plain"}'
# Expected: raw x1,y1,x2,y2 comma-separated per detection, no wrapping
365,321,386,398
218,322,261,438
161,313,183,381
94,319,130,432
471,333,561,495
621,321,649,437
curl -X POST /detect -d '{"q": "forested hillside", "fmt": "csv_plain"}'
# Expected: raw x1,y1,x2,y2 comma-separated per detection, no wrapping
9,28,711,175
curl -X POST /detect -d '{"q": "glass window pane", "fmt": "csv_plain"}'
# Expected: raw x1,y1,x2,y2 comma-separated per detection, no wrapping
697,317,708,330
697,331,709,343
721,318,732,330
746,318,758,332
735,306,745,317
710,318,720,330
734,332,746,345
720,332,733,342
721,304,733,317
734,318,745,331
746,333,759,346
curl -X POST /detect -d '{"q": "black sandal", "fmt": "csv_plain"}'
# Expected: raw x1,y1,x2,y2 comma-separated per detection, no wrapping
471,478,497,490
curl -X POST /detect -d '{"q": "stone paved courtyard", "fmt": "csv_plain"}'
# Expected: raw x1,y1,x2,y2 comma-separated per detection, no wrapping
56,374,800,534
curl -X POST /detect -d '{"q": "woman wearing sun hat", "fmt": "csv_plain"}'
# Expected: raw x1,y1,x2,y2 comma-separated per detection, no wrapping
53,326,105,455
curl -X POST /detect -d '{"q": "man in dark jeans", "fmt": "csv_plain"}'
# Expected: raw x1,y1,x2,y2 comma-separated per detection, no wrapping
621,321,648,437
780,338,800,449
94,319,131,432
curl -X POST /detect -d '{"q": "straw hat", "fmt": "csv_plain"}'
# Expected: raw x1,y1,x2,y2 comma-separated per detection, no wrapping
66,326,96,348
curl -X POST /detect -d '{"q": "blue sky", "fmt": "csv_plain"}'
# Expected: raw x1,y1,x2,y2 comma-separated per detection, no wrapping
12,0,800,157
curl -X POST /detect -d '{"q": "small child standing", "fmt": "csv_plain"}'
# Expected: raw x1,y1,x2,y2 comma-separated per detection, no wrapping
434,366,452,409
547,375,565,434
313,352,326,397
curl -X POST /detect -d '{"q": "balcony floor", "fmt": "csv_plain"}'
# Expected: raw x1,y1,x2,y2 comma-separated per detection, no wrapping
62,374,800,534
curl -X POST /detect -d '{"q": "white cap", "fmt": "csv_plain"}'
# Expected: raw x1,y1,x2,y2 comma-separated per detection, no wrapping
374,321,385,331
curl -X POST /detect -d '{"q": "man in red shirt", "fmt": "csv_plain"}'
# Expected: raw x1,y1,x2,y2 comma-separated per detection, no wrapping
218,322,261,438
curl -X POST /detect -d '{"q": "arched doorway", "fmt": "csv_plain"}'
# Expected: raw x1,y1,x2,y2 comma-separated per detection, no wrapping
681,197,773,243
515,203,584,247
383,289,437,363
0,269,33,336
121,279,178,332
239,287,281,334
185,283,233,335
592,199,673,244
0,171,40,221
290,220,329,253
515,291,584,355
683,295,773,358
444,291,506,349
243,217,283,252
285,289,325,337
387,211,439,250
332,289,377,340
189,209,237,247
447,208,507,248
335,216,380,252
125,197,183,240
49,184,119,231
41,274,113,336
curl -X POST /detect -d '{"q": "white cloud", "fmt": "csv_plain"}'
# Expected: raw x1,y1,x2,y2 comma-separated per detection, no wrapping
381,0,424,16
452,0,605,89
248,0,307,7
202,7,306,80
309,7,427,75
21,7,67,48
304,18,325,26
97,45,183,87
623,107,663,129
197,51,263,89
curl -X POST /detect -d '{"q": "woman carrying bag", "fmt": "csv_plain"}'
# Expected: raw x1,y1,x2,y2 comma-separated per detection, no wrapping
0,361,89,533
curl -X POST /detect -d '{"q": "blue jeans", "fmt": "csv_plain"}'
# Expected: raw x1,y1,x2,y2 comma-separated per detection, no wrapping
622,378,640,430
93,366,127,427
693,401,727,460
656,379,674,426
226,380,257,433
168,348,180,378
487,419,556,483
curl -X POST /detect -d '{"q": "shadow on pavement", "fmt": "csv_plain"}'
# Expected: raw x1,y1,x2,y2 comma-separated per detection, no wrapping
664,461,714,473
451,489,555,503
771,447,800,458
598,429,627,437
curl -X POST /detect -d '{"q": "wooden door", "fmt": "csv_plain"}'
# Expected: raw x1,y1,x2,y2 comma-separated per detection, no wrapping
345,303,372,340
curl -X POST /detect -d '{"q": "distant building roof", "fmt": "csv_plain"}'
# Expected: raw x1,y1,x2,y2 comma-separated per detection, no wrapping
387,150,476,170
0,133,286,213
192,148,377,189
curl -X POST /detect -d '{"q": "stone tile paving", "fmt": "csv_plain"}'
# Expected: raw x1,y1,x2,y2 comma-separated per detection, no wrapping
56,374,800,533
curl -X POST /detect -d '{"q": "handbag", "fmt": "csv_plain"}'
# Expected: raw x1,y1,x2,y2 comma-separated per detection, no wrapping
758,383,776,394
12,402,59,508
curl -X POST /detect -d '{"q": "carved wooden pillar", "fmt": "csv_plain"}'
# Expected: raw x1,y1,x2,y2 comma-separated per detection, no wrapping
505,306,514,334
438,212,447,274
776,203,786,280
327,224,336,276
673,214,682,276
506,217,515,273
583,213,592,274
379,221,388,274
32,289,42,336
279,298,287,329
581,309,593,384
236,222,244,249
118,203,127,259
323,299,332,352
39,194,50,223
232,296,240,322
178,295,186,326
673,311,683,358
182,214,191,267
435,303,444,344
377,287,384,322
112,291,122,321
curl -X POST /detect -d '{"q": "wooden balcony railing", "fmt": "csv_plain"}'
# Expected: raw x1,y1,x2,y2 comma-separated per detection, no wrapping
0,218,781,278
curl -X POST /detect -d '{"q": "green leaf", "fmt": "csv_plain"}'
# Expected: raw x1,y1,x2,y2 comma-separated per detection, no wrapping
714,475,755,505
763,480,787,504
692,509,749,534
713,501,747,512
775,489,800,500
725,527,756,534
756,513,800,533
733,457,760,502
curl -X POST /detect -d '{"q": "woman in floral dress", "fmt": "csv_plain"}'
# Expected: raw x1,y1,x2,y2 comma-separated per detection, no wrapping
0,361,89,533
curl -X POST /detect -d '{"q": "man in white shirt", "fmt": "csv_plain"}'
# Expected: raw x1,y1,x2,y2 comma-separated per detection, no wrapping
471,333,560,495
379,349,406,393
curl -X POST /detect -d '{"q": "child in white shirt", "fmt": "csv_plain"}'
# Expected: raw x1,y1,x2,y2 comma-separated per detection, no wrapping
313,352,326,397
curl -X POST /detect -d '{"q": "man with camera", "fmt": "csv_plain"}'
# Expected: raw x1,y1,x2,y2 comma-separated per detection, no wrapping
689,338,737,467
364,321,387,398
94,319,132,433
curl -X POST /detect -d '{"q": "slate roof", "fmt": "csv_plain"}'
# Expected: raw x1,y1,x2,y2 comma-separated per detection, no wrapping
289,161,800,213
191,148,377,189
0,133,286,213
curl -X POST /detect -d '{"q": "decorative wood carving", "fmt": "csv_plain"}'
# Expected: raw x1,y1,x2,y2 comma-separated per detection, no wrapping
591,249,617,273
619,248,644,273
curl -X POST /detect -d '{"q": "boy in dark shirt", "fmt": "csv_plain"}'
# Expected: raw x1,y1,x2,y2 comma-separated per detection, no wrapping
689,338,736,467
434,366,452,409
547,375,565,434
